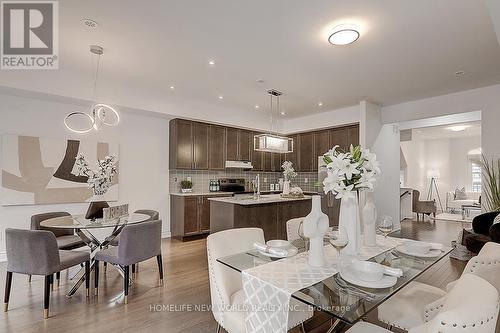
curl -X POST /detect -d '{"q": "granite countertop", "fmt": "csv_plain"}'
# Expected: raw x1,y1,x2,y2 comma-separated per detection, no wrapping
208,193,313,206
170,192,235,197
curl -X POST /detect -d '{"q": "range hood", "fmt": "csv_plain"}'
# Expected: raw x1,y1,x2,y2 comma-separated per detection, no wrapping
225,160,253,170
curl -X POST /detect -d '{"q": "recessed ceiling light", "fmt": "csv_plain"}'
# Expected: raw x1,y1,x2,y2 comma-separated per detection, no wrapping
447,125,469,132
218,95,224,100
82,18,98,29
280,111,286,115
318,102,323,107
455,70,465,77
255,105,260,109
169,86,175,90
209,60,216,66
256,79,265,83
328,25,360,45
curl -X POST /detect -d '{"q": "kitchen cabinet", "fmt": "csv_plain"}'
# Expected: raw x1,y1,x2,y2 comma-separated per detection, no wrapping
226,128,251,161
169,119,194,169
314,130,330,170
321,193,341,226
263,152,273,171
171,194,229,240
283,135,298,168
239,130,251,161
297,132,314,172
272,153,282,172
329,127,349,152
209,125,226,170
250,132,264,171
348,125,359,147
193,122,209,170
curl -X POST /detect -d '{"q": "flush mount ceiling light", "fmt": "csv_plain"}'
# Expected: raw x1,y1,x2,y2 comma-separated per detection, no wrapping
208,60,216,66
447,125,469,132
328,24,360,45
318,102,323,107
64,45,120,134
254,89,293,154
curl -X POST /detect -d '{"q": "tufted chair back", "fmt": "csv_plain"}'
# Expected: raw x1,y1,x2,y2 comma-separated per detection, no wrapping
410,274,499,333
286,217,304,242
461,242,500,292
206,228,264,328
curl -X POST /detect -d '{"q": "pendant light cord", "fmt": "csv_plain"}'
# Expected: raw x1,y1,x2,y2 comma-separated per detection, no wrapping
92,53,101,102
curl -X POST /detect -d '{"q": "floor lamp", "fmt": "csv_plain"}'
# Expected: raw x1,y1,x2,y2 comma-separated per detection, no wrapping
427,169,444,212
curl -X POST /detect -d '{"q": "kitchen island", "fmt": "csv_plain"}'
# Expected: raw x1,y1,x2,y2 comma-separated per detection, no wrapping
209,194,312,240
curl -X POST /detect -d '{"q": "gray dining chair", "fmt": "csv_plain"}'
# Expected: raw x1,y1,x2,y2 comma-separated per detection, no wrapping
107,209,160,275
4,228,90,319
94,219,163,304
31,212,87,285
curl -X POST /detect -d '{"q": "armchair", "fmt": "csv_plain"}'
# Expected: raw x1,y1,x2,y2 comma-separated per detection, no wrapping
463,211,500,253
412,190,436,221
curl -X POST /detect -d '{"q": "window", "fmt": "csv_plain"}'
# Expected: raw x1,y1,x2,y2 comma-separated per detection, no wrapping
471,163,482,193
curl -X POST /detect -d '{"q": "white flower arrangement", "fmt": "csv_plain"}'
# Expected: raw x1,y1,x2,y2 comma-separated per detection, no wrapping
281,160,297,181
322,145,380,200
72,153,118,196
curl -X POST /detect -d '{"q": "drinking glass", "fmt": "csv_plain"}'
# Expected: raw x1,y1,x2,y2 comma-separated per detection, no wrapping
378,215,394,239
329,226,349,259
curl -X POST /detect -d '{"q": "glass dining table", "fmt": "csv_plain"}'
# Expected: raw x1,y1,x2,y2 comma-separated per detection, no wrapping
40,212,151,297
217,237,452,332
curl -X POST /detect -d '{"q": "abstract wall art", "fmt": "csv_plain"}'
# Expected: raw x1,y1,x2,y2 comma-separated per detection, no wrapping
1,135,119,206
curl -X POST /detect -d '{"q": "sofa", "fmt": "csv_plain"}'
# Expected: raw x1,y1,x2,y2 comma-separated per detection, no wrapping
446,191,480,213
463,211,500,254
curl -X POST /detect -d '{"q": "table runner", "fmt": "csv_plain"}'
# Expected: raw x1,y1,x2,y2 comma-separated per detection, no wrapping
242,236,404,333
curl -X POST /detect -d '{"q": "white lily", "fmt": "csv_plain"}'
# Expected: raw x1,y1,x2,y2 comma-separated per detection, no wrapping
335,184,356,200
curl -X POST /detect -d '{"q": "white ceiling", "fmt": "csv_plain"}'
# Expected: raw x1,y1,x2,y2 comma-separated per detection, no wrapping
1,0,500,121
412,121,481,140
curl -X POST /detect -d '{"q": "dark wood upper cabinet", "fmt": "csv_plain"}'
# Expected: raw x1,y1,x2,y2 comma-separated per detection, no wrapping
263,152,273,171
209,125,226,170
271,153,282,172
348,125,360,147
283,135,298,168
169,119,194,169
193,122,209,170
314,130,330,170
226,127,239,161
239,130,251,161
250,132,263,171
298,132,314,172
329,127,349,152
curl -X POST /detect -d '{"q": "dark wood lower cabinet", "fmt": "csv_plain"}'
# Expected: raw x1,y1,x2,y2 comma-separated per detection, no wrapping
321,193,340,226
171,194,231,240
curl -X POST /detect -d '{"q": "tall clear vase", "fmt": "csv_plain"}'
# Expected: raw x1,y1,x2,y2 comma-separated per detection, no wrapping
339,195,361,255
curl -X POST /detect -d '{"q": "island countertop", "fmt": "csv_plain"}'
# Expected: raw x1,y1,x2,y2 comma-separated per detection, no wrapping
208,193,312,206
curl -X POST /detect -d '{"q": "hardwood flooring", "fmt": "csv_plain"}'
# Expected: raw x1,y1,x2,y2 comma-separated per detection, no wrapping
0,218,484,333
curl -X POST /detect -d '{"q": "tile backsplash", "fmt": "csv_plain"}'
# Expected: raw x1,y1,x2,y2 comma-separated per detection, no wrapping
169,170,320,193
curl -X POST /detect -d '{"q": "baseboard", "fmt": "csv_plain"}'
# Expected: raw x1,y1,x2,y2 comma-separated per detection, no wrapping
0,251,6,263
162,231,171,239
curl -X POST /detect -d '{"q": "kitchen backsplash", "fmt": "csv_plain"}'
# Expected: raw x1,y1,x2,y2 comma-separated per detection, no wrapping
169,170,320,193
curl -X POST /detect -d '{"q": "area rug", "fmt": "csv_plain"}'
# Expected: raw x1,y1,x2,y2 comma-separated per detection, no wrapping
434,212,472,223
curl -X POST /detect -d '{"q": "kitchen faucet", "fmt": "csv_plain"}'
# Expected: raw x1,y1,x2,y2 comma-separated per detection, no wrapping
253,174,261,199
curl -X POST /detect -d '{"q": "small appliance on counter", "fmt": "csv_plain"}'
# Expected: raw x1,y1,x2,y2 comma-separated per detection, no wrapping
219,178,246,193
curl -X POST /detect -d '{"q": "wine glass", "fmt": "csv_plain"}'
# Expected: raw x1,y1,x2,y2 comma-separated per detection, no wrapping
329,226,349,260
378,215,394,239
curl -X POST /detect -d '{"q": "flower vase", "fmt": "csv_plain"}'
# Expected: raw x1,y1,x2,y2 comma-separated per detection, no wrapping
339,195,361,255
303,195,329,267
282,180,291,195
362,192,377,247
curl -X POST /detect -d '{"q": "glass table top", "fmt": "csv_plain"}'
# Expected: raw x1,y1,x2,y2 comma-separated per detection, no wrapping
217,238,452,325
39,213,151,229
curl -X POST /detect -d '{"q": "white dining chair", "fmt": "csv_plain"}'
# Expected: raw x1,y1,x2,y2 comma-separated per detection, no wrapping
346,274,499,333
207,228,312,333
286,217,304,242
378,241,500,330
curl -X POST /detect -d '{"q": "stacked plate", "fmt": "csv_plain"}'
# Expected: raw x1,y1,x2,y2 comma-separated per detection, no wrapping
339,261,400,289
255,240,298,258
395,241,442,258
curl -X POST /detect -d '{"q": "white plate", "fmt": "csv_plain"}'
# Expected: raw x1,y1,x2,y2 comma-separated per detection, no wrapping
339,265,397,289
395,245,442,258
258,246,298,258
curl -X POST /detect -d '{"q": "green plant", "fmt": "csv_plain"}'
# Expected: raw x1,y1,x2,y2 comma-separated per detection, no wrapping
180,180,193,189
480,155,500,212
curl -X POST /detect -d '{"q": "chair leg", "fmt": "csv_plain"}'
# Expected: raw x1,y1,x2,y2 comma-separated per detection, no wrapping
300,322,306,333
49,274,54,291
85,261,90,297
132,264,136,277
56,272,60,287
43,275,50,319
124,266,129,304
157,254,164,286
94,260,99,296
103,262,107,274
28,274,31,283
216,323,221,333
4,271,13,312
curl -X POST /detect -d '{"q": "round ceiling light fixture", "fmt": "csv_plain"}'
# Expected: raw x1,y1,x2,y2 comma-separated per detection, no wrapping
328,25,360,46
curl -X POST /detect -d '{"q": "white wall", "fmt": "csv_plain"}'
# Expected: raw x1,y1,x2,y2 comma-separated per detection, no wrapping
281,105,359,134
401,136,481,210
0,92,171,259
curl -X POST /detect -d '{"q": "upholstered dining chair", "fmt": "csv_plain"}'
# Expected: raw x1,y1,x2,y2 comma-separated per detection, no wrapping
286,217,304,242
93,219,163,304
207,228,312,333
412,190,436,221
31,212,86,285
378,241,500,330
4,228,90,319
346,274,499,333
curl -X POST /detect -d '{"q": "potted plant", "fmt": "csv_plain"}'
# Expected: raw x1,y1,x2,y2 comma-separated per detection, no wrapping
281,161,297,195
481,155,500,212
180,180,193,193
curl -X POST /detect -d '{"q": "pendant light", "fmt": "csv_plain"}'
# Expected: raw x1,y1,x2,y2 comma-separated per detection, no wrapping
253,89,293,153
64,45,119,134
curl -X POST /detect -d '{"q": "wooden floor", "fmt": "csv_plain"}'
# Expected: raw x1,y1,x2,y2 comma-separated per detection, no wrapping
0,218,478,333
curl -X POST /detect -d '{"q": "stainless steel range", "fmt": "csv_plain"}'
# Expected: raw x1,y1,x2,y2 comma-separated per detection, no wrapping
218,178,246,193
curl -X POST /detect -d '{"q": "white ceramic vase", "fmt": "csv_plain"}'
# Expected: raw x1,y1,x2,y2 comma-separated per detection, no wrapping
339,194,361,255
303,195,329,267
282,180,291,195
362,192,377,247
